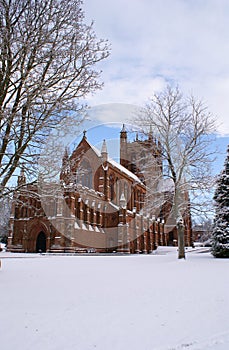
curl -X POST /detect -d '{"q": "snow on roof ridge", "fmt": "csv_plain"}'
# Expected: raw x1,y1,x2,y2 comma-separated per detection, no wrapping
88,142,102,157
108,158,142,184
86,139,142,184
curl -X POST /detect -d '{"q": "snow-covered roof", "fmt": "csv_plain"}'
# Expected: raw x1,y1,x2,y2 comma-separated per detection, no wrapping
85,139,143,185
108,158,142,184
90,143,102,158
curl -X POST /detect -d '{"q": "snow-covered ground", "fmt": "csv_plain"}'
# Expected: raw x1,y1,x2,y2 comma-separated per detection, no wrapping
1,248,229,350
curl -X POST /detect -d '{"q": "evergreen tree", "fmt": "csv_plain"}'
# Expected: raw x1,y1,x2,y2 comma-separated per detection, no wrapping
211,145,229,258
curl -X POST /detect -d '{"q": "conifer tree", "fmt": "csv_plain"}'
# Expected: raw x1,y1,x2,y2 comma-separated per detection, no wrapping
211,145,229,258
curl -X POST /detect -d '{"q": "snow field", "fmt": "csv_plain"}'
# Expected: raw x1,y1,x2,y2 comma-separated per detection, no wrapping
0,249,229,350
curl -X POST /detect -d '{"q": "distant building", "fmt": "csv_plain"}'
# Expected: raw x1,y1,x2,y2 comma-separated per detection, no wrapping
8,126,192,253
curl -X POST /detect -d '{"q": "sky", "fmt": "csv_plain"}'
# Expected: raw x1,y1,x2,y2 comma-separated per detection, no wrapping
83,0,229,137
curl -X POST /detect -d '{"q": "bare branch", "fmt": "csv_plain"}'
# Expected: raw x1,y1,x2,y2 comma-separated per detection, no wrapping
0,0,110,195
133,85,217,258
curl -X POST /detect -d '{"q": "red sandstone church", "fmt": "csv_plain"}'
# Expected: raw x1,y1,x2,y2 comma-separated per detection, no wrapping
8,126,192,253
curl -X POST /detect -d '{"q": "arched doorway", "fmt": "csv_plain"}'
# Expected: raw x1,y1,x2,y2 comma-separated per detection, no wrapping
36,232,46,252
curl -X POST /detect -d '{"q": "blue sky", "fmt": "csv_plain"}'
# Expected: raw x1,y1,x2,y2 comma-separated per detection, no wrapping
83,0,229,138
71,108,227,175
74,0,229,173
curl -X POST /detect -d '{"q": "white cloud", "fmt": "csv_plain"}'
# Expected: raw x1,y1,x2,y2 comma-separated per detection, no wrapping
87,103,141,124
83,0,229,134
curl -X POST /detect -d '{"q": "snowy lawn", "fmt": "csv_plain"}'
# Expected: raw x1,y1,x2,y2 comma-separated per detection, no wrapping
0,248,229,350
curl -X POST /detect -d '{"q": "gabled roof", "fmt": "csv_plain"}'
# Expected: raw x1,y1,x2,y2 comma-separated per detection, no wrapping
108,158,142,184
76,136,142,185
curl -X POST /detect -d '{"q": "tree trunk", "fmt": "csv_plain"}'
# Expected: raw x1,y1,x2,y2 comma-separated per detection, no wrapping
177,221,185,259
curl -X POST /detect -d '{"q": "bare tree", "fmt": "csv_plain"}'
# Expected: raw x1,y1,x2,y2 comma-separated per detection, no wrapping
0,0,109,196
134,85,216,259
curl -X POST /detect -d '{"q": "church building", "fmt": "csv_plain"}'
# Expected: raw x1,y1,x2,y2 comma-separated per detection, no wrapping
7,126,192,253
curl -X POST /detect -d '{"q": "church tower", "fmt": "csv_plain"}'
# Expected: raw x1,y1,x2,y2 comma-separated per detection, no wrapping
119,124,163,184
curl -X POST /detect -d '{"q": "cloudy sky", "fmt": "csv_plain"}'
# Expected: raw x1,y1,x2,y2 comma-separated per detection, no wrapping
83,0,229,135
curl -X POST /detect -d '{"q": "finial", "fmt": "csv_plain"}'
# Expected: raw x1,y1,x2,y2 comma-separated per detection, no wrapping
101,139,108,163
136,131,139,141
83,130,87,138
121,124,126,132
101,139,108,154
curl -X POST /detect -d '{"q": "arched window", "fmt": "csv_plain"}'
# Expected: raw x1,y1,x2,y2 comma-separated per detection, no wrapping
124,182,129,208
109,174,115,201
138,190,141,210
83,202,88,223
77,160,92,188
115,178,119,205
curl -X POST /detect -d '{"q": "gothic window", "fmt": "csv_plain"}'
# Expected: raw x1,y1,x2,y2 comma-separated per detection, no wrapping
115,178,119,205
76,198,81,219
83,202,88,223
124,182,129,208
77,160,92,188
138,190,142,210
90,208,94,225
141,193,145,208
96,210,100,226
15,205,19,219
134,191,137,208
109,174,115,201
